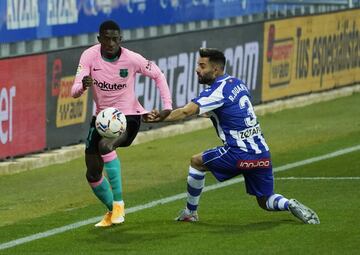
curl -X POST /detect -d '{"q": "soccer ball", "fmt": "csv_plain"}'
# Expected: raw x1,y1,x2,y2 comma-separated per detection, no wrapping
95,107,127,138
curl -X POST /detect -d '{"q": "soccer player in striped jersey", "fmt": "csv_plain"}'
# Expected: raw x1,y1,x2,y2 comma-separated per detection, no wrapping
71,20,172,227
147,48,319,224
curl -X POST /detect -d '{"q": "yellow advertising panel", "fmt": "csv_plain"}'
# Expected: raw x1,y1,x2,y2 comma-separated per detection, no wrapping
262,9,360,102
56,76,88,127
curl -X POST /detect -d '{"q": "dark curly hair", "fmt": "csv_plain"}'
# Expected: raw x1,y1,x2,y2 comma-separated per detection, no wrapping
99,20,121,34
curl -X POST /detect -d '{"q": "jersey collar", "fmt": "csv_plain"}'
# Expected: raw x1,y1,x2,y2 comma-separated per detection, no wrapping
214,74,230,83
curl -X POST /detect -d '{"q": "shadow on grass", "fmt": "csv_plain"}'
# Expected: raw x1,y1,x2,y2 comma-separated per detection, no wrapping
84,218,294,247
196,219,294,233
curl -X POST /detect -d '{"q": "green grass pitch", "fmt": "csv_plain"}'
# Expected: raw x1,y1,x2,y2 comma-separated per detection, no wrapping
0,92,359,254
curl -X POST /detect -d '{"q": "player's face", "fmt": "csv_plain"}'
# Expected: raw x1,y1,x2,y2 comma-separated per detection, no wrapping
196,57,217,85
98,30,121,58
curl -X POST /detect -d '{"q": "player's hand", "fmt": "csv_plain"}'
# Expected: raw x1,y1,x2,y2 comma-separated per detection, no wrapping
82,75,93,90
142,109,160,122
142,109,171,122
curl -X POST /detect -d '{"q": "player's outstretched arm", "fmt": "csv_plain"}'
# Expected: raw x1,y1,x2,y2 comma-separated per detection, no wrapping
164,102,199,122
144,102,199,122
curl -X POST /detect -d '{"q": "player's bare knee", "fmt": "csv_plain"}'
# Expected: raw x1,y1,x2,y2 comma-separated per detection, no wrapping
98,139,114,155
118,138,132,147
190,154,204,170
86,169,102,183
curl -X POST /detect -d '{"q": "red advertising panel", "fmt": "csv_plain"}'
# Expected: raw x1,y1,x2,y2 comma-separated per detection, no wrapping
0,55,46,159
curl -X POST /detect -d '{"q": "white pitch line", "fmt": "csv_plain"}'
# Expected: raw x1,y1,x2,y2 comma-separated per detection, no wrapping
1,144,360,250
276,177,360,180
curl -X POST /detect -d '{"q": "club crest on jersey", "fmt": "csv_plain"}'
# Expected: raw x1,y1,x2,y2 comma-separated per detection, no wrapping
119,69,128,78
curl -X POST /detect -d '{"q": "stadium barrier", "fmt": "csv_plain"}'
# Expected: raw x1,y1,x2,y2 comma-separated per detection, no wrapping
262,8,360,102
0,55,47,159
1,84,359,175
0,8,359,163
0,0,266,44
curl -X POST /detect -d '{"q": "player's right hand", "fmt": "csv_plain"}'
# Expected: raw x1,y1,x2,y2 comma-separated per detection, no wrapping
82,75,93,90
143,109,172,123
142,109,159,122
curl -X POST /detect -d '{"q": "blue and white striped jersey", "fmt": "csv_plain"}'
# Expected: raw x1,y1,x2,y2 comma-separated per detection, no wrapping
192,74,269,154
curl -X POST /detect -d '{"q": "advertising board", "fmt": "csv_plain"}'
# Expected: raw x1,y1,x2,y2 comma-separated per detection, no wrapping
0,55,46,159
0,0,265,43
263,9,360,101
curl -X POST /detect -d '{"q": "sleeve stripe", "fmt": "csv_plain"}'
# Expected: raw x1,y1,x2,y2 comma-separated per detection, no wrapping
197,81,226,114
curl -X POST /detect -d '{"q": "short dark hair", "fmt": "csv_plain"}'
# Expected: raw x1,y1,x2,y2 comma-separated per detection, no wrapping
99,20,121,34
199,48,226,70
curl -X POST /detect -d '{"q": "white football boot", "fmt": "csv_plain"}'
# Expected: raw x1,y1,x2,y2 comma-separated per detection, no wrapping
175,209,199,222
289,199,320,224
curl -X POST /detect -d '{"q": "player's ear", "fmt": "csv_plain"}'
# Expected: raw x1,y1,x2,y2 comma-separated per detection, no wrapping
213,64,219,74
97,35,101,43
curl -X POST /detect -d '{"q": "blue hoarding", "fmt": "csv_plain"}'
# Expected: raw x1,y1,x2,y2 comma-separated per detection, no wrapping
0,0,265,43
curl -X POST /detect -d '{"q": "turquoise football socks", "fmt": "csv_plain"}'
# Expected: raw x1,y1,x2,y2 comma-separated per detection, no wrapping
104,158,123,202
90,176,113,211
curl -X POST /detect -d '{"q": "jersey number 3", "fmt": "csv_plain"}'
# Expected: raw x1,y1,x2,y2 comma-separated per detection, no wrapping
239,95,257,127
